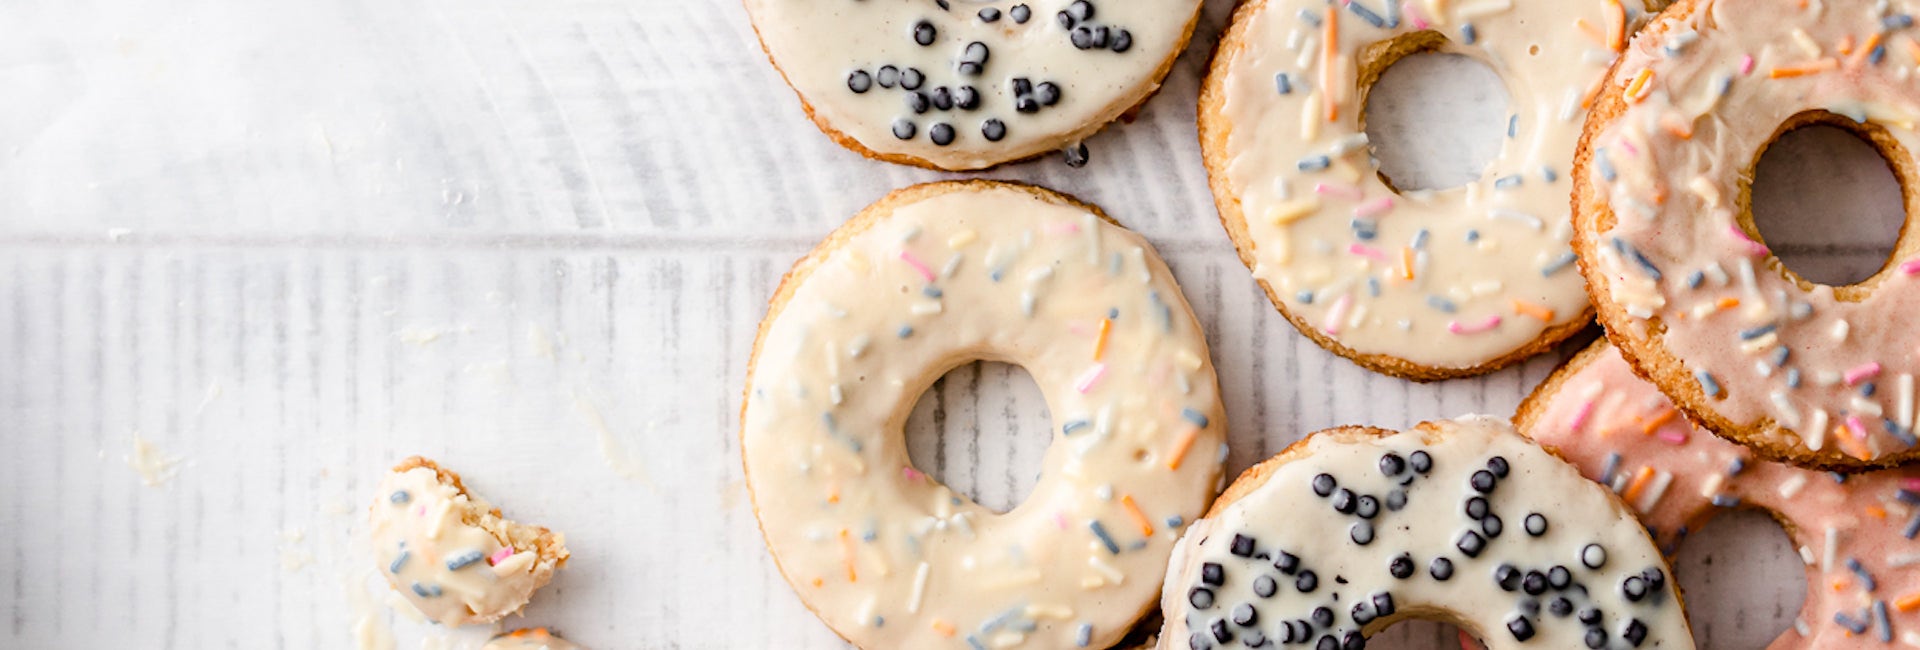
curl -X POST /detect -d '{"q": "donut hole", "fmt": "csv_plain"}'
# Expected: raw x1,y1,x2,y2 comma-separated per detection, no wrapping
1671,509,1804,647
903,361,1050,514
1360,45,1511,192
1363,620,1484,649
1747,117,1907,287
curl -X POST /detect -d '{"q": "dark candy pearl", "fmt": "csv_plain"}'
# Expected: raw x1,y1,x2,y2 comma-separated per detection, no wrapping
1010,4,1031,23
899,68,924,90
1034,81,1061,106
847,70,872,93
1581,543,1607,569
891,119,916,140
1457,531,1485,557
1507,616,1535,641
1110,28,1133,52
978,7,1000,21
912,20,936,46
1274,551,1300,574
1296,570,1319,593
928,123,955,146
1233,603,1259,626
1548,597,1573,617
1470,470,1497,493
1350,522,1374,545
1525,513,1548,536
1312,474,1337,496
1482,514,1503,538
1311,607,1334,628
1409,450,1433,474
1495,565,1521,591
980,119,1006,142
1522,571,1547,595
1488,456,1510,478
1201,562,1224,586
1585,628,1608,649
1386,490,1407,511
1333,489,1357,514
1389,554,1414,579
1189,586,1214,609
1253,575,1278,598
1548,566,1571,590
1231,534,1256,557
1464,496,1489,520
877,65,899,88
1623,619,1648,647
1379,453,1406,476
953,86,980,110
1429,557,1454,580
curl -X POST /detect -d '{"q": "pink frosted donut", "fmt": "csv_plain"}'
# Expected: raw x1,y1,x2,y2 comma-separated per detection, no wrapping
1518,341,1920,647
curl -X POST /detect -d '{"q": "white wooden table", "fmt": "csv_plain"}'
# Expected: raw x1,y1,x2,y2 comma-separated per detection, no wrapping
2,0,1898,647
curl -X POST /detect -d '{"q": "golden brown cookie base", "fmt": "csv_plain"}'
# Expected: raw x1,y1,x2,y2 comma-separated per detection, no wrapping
386,456,570,624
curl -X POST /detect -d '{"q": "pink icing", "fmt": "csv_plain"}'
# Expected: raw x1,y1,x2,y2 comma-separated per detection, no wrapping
1523,343,1920,648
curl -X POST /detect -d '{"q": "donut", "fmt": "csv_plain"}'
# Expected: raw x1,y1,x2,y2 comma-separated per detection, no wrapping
1572,0,1920,468
744,0,1201,170
1518,340,1920,647
483,628,583,650
1197,0,1649,379
369,457,570,626
741,180,1228,648
1158,416,1693,649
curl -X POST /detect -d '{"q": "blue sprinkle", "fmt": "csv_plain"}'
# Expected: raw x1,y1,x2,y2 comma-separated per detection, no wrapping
1182,408,1211,428
862,526,878,542
898,325,914,338
1507,114,1518,138
1863,382,1877,397
1770,346,1790,366
1110,252,1123,276
445,550,486,571
1885,13,1913,29
1541,252,1578,277
923,286,942,298
981,608,1017,633
389,490,410,504
1613,237,1663,280
1347,0,1387,27
1887,419,1918,447
1425,295,1457,313
1495,175,1523,189
1296,290,1315,305
1462,23,1477,45
1870,44,1886,65
1089,520,1120,554
1839,106,1868,123
1596,148,1618,181
1875,600,1893,642
1601,452,1622,484
1832,472,1848,484
874,616,884,627
967,635,987,650
1149,290,1173,332
1836,611,1869,635
1905,511,1920,539
1352,218,1378,240
1298,8,1323,26
1275,72,1293,95
1466,229,1481,243
1298,155,1332,171
989,268,1004,282
1076,623,1093,647
1063,420,1091,435
1786,368,1803,388
1898,489,1920,505
1695,370,1722,398
388,550,410,574
1367,277,1381,297
1738,324,1777,340
411,582,443,598
1685,270,1705,289
1166,515,1185,528
1710,494,1740,508
1847,558,1878,592
1412,228,1430,249
1727,457,1746,476
1108,307,1119,319
1715,74,1734,96
1541,166,1558,183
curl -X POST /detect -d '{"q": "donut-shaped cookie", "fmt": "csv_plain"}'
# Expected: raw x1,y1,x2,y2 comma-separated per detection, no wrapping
1158,416,1692,649
742,181,1228,648
369,457,570,626
483,628,583,650
1574,0,1920,468
745,0,1201,170
1518,340,1920,648
1199,0,1648,378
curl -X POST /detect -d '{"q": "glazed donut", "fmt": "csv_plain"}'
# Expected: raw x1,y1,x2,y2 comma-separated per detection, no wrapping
369,457,570,627
483,628,583,650
741,180,1228,648
1158,416,1692,649
1573,0,1920,468
1518,340,1920,648
745,0,1201,170
1198,0,1645,379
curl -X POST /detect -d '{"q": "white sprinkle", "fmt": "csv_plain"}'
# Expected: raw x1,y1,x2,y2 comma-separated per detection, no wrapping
1704,262,1729,286
1583,49,1618,65
1688,176,1721,207
1084,214,1100,265
1790,28,1822,58
1832,319,1850,342
1798,545,1817,566
1489,209,1544,229
1455,0,1512,19
849,335,871,359
911,301,943,315
1794,619,1812,637
1131,248,1150,283
1822,526,1838,573
1559,88,1582,122
1637,471,1673,512
1286,27,1305,50
1027,267,1053,283
1900,373,1915,431
1771,392,1802,428
942,253,964,278
1086,555,1125,585
830,384,844,405
1851,396,1884,418
1700,473,1725,498
1780,474,1808,499
1754,360,1774,377
1296,37,1319,68
1330,133,1370,156
1736,258,1759,298
1301,91,1323,140
947,230,977,249
1806,409,1829,451
1021,291,1037,316
908,562,931,613
1893,553,1920,568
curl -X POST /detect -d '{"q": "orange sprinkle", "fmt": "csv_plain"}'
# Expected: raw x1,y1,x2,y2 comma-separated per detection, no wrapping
839,528,858,583
1837,425,1874,460
1769,59,1839,78
1866,505,1888,520
1604,0,1626,51
1715,297,1741,309
1580,74,1608,109
1625,69,1655,102
1622,466,1656,504
1894,592,1920,612
1838,34,1856,55
1659,114,1694,139
931,620,957,637
1166,428,1201,471
1510,299,1555,322
1400,247,1415,281
1093,318,1112,361
1833,577,1851,592
1323,11,1341,122
1850,32,1883,70
827,483,841,504
1640,408,1677,436
1905,36,1920,65
1575,18,1608,47
1121,494,1156,537
811,577,824,587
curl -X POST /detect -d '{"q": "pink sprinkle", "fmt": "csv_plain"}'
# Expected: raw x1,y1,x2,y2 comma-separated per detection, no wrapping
1900,258,1920,275
1568,401,1596,434
1352,197,1395,219
1055,512,1070,530
1447,315,1502,335
1727,225,1769,256
1044,221,1082,235
1402,1,1431,29
1458,629,1481,650
1657,427,1690,445
902,466,925,481
488,547,513,565
898,250,936,282
1738,54,1755,75
1348,243,1389,261
1618,139,1639,156
1846,415,1869,440
1074,363,1108,393
1323,295,1352,334
1314,182,1364,201
1902,478,1920,491
1845,362,1883,385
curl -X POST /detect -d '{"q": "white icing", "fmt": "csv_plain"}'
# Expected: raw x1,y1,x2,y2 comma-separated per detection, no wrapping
370,465,558,627
746,0,1200,169
743,182,1227,648
1158,417,1692,649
